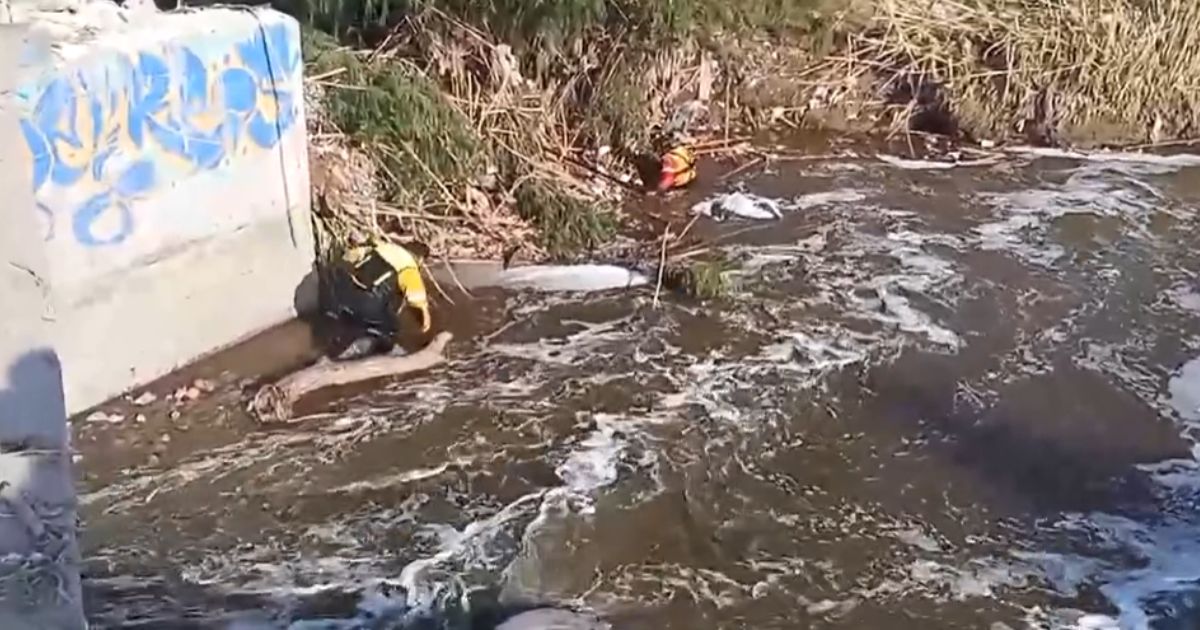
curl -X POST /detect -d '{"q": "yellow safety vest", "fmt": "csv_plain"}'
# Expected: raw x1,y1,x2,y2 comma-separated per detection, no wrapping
343,241,431,332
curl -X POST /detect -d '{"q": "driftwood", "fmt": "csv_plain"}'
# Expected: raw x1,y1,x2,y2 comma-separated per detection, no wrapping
250,332,453,423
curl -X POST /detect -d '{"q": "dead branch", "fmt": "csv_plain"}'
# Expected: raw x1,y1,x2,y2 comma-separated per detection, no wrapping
250,332,454,423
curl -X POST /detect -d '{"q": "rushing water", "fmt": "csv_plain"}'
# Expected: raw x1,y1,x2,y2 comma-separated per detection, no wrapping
77,146,1200,629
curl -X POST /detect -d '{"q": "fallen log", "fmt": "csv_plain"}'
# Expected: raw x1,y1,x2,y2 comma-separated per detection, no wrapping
250,332,453,423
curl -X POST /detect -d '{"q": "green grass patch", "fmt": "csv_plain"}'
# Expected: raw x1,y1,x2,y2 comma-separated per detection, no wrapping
306,31,483,203
514,180,618,257
664,256,733,299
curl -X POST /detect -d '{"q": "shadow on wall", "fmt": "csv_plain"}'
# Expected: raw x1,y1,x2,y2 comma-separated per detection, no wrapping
0,348,82,630
0,348,68,449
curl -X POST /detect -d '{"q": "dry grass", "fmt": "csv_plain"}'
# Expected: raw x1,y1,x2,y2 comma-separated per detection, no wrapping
846,0,1200,146
293,0,837,264
302,8,749,262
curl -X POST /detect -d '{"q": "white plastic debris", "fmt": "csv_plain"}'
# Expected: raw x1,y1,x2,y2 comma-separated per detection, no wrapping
490,264,649,292
691,191,783,221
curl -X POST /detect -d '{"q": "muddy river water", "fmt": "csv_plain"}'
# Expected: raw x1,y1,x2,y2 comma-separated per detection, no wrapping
76,146,1200,629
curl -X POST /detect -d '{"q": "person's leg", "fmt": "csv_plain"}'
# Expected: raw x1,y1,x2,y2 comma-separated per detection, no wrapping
327,268,395,360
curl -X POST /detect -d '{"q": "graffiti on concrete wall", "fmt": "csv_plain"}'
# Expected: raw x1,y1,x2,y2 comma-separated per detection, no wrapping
18,19,301,247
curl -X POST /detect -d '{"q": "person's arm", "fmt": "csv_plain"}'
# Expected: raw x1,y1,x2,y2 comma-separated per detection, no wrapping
397,266,431,332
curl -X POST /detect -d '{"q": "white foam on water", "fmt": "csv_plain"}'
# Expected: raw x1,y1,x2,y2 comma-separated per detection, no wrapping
555,416,627,501
1168,355,1200,423
877,154,1001,170
848,231,964,349
1167,286,1200,314
792,189,868,209
1035,513,1200,630
1003,146,1200,168
483,315,638,367
972,161,1172,268
398,491,548,607
327,460,465,495
1011,354,1200,629
601,563,751,610
905,557,1038,600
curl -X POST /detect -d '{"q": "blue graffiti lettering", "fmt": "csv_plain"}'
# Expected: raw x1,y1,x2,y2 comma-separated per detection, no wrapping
18,18,302,248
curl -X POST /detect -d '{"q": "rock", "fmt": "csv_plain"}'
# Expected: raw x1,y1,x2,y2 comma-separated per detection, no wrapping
85,411,124,424
193,378,217,393
173,386,202,402
169,410,181,420
135,414,147,424
133,391,157,406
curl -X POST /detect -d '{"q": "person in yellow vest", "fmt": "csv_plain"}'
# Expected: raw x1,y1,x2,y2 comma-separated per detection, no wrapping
329,237,432,361
655,144,698,192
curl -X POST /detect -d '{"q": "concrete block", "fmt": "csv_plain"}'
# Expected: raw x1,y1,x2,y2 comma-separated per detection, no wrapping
7,5,316,413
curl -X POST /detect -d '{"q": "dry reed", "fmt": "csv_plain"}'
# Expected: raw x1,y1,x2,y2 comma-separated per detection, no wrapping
847,0,1200,146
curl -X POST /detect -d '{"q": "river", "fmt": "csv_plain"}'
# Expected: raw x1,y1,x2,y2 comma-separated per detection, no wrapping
76,144,1200,629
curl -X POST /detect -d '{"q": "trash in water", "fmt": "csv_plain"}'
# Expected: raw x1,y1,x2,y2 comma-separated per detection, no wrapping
490,264,649,292
691,191,783,221
132,391,157,406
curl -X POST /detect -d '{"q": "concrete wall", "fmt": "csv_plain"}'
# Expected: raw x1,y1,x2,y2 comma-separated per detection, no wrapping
0,22,85,629
7,5,315,413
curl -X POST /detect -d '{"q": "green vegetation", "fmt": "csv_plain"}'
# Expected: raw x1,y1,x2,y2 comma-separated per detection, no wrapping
306,33,482,206
663,256,733,299
513,179,617,257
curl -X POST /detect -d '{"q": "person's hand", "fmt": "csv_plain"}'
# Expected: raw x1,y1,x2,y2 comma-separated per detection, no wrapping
417,304,432,333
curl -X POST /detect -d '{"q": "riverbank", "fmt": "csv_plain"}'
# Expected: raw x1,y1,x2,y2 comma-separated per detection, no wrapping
300,0,1200,268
